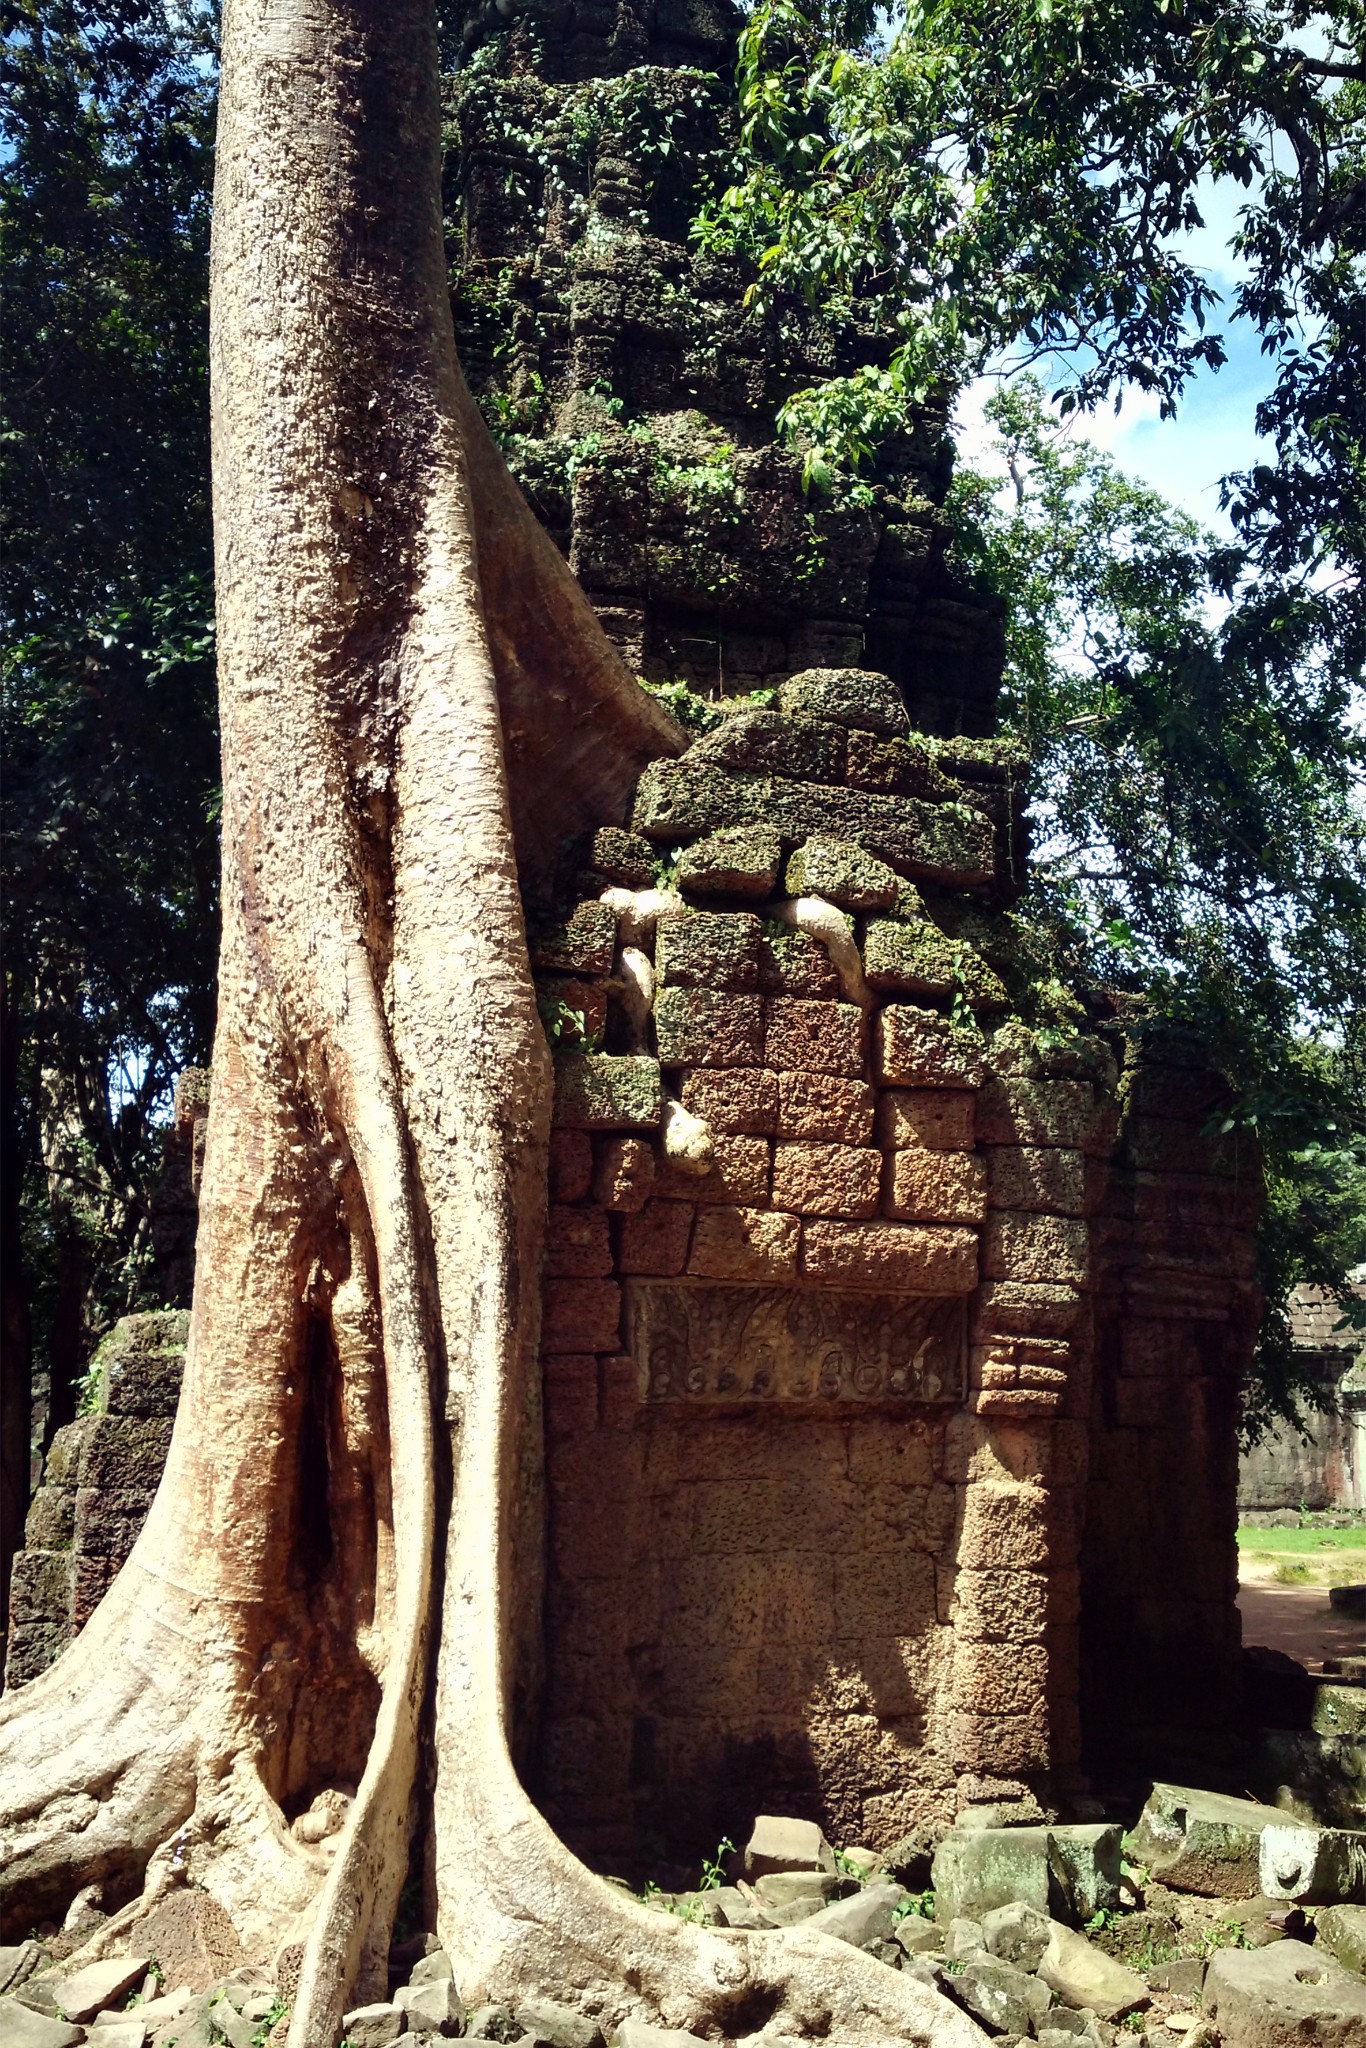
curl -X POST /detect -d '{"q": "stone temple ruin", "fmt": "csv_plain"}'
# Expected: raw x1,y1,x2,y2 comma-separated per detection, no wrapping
8,0,1355,1896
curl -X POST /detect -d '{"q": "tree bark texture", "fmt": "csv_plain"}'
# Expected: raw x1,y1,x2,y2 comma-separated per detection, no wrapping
0,6,988,2042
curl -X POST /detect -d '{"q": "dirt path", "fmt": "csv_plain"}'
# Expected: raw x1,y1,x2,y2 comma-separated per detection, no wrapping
1238,1567,1364,1662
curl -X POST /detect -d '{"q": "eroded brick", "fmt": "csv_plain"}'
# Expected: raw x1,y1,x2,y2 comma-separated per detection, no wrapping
877,1088,976,1151
618,1200,696,1275
688,1206,800,1281
546,1205,613,1277
680,1066,780,1135
542,1277,622,1352
654,987,765,1068
777,1071,875,1144
772,1141,881,1218
886,1149,988,1225
801,1218,977,1293
766,996,864,1077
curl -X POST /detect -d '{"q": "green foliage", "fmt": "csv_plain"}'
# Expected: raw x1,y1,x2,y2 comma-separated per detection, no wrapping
1,1,219,1405
949,380,1366,1432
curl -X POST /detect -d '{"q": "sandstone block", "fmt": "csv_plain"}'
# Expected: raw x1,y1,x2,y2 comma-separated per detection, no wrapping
1317,1904,1366,1976
800,1218,977,1292
655,1133,769,1205
877,1088,976,1151
772,1141,881,1217
1259,1823,1366,1904
744,1813,837,1879
688,1206,799,1281
550,1129,593,1201
784,836,899,910
976,1075,1098,1149
531,901,616,976
514,1995,604,2048
948,1706,1049,1774
1130,1784,1288,1898
886,1148,988,1225
765,996,864,1077
546,1205,613,1276
982,1210,1089,1285
986,1145,1087,1217
554,1054,661,1129
956,1957,1052,2036
982,1900,1051,1971
618,1201,695,1276
48,1956,149,2022
654,909,762,990
952,1639,1048,1719
0,2002,83,2048
799,1882,909,1949
680,1065,779,1134
875,1006,986,1089
76,1415,173,1492
653,987,764,1067
591,1135,655,1212
958,1483,1050,1571
846,729,957,800
1203,1939,1366,2048
776,1071,875,1144
952,1569,1048,1644
542,1279,621,1353
1040,1923,1149,2018
22,1485,74,1550
612,2023,709,2048
675,825,782,898
399,1974,466,2032
341,2006,406,2048
753,1871,842,1909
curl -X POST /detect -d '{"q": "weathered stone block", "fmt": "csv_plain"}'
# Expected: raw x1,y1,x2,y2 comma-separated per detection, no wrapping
757,919,840,996
864,922,1008,1009
655,1134,770,1205
587,826,655,889
550,1128,593,1201
976,1075,1098,1149
632,758,768,840
688,1206,799,1281
95,1310,189,1416
778,667,910,737
591,1135,655,1212
1317,1904,1366,1977
765,996,864,1076
1259,1822,1366,1904
973,1280,1084,1338
23,1485,74,1551
690,708,845,782
776,1071,875,1144
875,1006,986,1088
680,1065,779,1134
785,837,899,910
952,1638,1049,1719
531,901,617,976
77,1415,174,1492
877,1087,976,1151
956,1957,1052,2037
846,729,957,801
985,1144,1086,1217
800,1218,977,1293
72,1486,153,1561
675,825,781,898
654,909,762,990
958,1483,1050,1571
7,1548,70,1626
542,1278,622,1353
1130,1784,1289,1897
799,1882,910,1949
618,1201,695,1276
554,1054,661,1129
1314,1684,1366,1738
543,1355,599,1437
546,1205,613,1277
1203,1938,1366,2048
744,1813,837,1879
886,1149,988,1225
772,1141,881,1217
981,1211,1089,1285
1123,1114,1252,1178
1039,1923,1149,2018
653,987,764,1067
44,1417,97,1486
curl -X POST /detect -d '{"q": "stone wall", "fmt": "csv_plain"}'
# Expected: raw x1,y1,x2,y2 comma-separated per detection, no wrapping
448,0,1006,742
1237,1285,1366,1514
525,666,1258,1869
5,1311,187,1686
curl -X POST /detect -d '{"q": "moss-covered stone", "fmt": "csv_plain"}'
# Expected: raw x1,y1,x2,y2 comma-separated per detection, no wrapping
654,909,762,990
690,709,845,783
553,1053,662,1129
845,730,957,802
632,758,770,841
778,667,910,737
784,836,899,910
653,986,766,1066
757,920,841,996
531,900,617,976
864,920,1010,1010
587,826,657,889
676,825,782,898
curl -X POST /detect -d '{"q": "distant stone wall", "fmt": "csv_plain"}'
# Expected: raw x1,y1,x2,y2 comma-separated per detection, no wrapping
1237,1286,1366,1514
5,1311,187,1686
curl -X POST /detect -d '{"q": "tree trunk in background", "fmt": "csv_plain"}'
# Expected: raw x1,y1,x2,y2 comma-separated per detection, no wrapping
0,7,987,2044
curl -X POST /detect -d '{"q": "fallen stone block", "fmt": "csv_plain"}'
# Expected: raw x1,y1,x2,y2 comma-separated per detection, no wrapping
398,1971,466,2032
0,2003,84,2048
1203,1938,1366,2048
744,1813,836,1879
1313,1684,1366,1738
0,1945,41,1996
1038,1924,1149,2019
89,2021,147,2048
465,2005,522,2040
896,1916,943,1957
1040,2010,1114,2048
51,1955,150,2022
932,1823,1122,1926
1317,1903,1366,1976
1130,1784,1288,1897
799,1882,908,1948
944,1918,986,1962
1146,1960,1207,2000
752,1870,841,1909
954,1956,1052,2036
1260,1822,1366,1903
611,2023,709,2048
778,667,910,738
982,1899,1051,1971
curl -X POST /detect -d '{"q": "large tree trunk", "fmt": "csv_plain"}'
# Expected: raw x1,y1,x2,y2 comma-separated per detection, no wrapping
0,6,986,2042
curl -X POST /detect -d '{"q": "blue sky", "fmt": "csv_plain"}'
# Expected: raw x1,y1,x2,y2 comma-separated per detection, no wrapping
954,175,1276,533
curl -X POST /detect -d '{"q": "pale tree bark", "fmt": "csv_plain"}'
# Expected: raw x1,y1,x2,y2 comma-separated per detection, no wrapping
0,5,988,2042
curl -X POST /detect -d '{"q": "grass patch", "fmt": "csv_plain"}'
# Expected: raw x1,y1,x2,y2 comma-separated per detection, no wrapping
1236,1524,1366,1554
